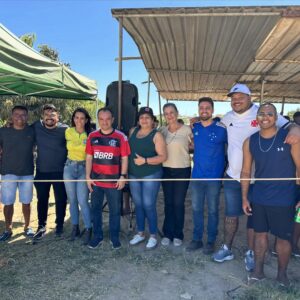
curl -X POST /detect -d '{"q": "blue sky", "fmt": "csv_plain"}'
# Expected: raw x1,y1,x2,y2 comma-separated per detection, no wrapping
1,0,300,116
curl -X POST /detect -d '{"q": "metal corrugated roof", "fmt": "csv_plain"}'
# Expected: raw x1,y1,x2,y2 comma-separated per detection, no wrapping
112,6,300,103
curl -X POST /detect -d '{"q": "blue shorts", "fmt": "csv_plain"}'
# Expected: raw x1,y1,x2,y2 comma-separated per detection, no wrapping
1,174,34,205
224,176,244,217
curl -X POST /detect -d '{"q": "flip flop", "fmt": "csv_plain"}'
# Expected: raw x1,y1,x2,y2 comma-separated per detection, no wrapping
247,275,265,285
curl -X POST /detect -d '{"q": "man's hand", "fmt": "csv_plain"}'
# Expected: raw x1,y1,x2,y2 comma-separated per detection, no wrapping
189,117,200,128
134,154,146,166
86,177,96,192
116,176,126,190
242,199,252,216
285,126,300,145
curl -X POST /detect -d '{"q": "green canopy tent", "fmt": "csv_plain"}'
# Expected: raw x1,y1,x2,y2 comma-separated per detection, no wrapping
0,23,97,100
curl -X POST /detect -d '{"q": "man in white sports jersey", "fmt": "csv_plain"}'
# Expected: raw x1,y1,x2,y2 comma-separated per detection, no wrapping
212,83,299,271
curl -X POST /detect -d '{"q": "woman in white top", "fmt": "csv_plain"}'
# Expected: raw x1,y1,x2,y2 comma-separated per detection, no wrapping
160,103,192,246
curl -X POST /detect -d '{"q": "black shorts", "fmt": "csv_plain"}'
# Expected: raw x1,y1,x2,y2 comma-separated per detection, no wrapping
252,203,294,241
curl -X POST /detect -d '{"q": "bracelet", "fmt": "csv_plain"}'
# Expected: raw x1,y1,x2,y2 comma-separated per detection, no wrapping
145,157,148,165
120,174,127,178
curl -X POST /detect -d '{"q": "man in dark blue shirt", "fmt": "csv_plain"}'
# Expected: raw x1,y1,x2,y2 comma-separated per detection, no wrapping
187,97,227,254
241,103,300,287
0,105,35,241
33,104,68,239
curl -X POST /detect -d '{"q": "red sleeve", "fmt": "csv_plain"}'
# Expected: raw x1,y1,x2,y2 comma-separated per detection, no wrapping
120,135,131,157
85,134,93,155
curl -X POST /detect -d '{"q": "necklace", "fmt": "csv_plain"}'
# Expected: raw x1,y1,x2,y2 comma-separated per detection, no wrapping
166,130,177,145
258,130,278,153
166,124,180,145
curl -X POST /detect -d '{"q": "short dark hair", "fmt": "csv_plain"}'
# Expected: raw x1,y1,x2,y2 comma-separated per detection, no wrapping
97,107,113,117
198,97,214,109
293,111,300,119
163,103,178,113
42,104,58,112
12,105,28,114
257,102,277,117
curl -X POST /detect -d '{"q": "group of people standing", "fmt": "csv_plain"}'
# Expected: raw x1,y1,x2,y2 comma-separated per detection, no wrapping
0,83,299,287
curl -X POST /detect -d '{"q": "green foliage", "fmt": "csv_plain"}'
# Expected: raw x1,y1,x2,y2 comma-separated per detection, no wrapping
20,33,36,47
0,96,103,125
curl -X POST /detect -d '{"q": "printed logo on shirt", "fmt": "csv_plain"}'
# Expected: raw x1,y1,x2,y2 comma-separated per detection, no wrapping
277,147,284,152
83,139,87,145
109,139,117,147
209,132,217,141
251,120,259,127
94,151,113,159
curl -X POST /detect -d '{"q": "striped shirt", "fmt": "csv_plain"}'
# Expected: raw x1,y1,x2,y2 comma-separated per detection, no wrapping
86,129,130,188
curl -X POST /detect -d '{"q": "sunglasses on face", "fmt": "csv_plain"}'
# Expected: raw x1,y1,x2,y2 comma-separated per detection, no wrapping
257,112,276,118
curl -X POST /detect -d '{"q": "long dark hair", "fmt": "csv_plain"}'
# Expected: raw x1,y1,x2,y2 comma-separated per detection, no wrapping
71,108,92,134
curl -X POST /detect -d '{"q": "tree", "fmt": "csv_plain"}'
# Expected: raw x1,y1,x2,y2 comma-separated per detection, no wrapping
20,33,36,47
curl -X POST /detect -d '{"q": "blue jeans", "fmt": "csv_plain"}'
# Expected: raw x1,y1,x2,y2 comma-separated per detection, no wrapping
129,170,162,235
191,181,221,243
91,185,121,244
63,160,91,229
1,174,34,205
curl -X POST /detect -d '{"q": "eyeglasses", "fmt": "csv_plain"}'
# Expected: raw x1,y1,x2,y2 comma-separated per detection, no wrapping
257,112,276,118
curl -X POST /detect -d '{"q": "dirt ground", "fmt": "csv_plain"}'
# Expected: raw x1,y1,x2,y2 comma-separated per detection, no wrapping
0,187,300,300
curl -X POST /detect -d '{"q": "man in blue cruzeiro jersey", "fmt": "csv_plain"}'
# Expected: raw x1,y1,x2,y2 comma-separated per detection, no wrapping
187,97,227,254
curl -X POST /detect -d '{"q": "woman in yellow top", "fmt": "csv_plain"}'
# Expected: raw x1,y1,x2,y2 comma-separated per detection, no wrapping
64,108,92,244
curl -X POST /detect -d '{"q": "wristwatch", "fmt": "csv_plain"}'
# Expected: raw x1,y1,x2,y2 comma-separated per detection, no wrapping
120,174,127,178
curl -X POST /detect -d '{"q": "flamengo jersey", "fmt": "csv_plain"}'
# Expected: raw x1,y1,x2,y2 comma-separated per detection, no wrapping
86,129,131,188
221,104,288,181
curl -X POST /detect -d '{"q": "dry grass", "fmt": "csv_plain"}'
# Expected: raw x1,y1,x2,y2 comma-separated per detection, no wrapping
0,188,300,300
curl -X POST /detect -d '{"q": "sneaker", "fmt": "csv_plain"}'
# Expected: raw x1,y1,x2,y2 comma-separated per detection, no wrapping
203,242,215,255
129,234,145,245
245,250,255,272
173,238,183,247
0,230,12,241
292,248,300,258
69,225,80,241
146,237,157,250
161,237,171,246
212,244,234,262
88,238,103,249
33,226,46,240
24,227,34,237
186,240,203,252
55,226,64,237
111,240,122,250
81,228,92,245
271,249,278,256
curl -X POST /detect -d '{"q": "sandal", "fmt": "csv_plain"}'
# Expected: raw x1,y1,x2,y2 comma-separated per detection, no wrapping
247,275,265,285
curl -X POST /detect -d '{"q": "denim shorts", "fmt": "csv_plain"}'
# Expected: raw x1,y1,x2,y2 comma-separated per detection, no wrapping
223,176,244,217
1,174,34,205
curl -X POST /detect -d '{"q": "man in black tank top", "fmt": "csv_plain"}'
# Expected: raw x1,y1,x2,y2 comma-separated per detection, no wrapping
241,103,300,287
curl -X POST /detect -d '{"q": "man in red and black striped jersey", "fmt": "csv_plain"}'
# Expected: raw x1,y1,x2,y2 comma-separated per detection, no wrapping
86,107,130,249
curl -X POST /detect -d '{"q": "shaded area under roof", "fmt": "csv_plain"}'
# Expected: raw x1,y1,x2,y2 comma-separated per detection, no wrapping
0,23,98,100
112,6,300,103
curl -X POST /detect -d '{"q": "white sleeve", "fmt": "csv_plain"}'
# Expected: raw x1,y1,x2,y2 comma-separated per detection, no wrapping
276,114,289,128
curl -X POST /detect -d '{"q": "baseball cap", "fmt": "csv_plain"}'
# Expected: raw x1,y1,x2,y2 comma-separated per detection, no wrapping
227,83,251,97
138,106,154,118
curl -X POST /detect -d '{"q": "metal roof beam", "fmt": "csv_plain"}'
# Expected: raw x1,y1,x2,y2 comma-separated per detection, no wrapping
148,68,279,76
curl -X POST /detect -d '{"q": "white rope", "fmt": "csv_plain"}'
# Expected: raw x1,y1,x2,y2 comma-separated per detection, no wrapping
0,177,299,183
